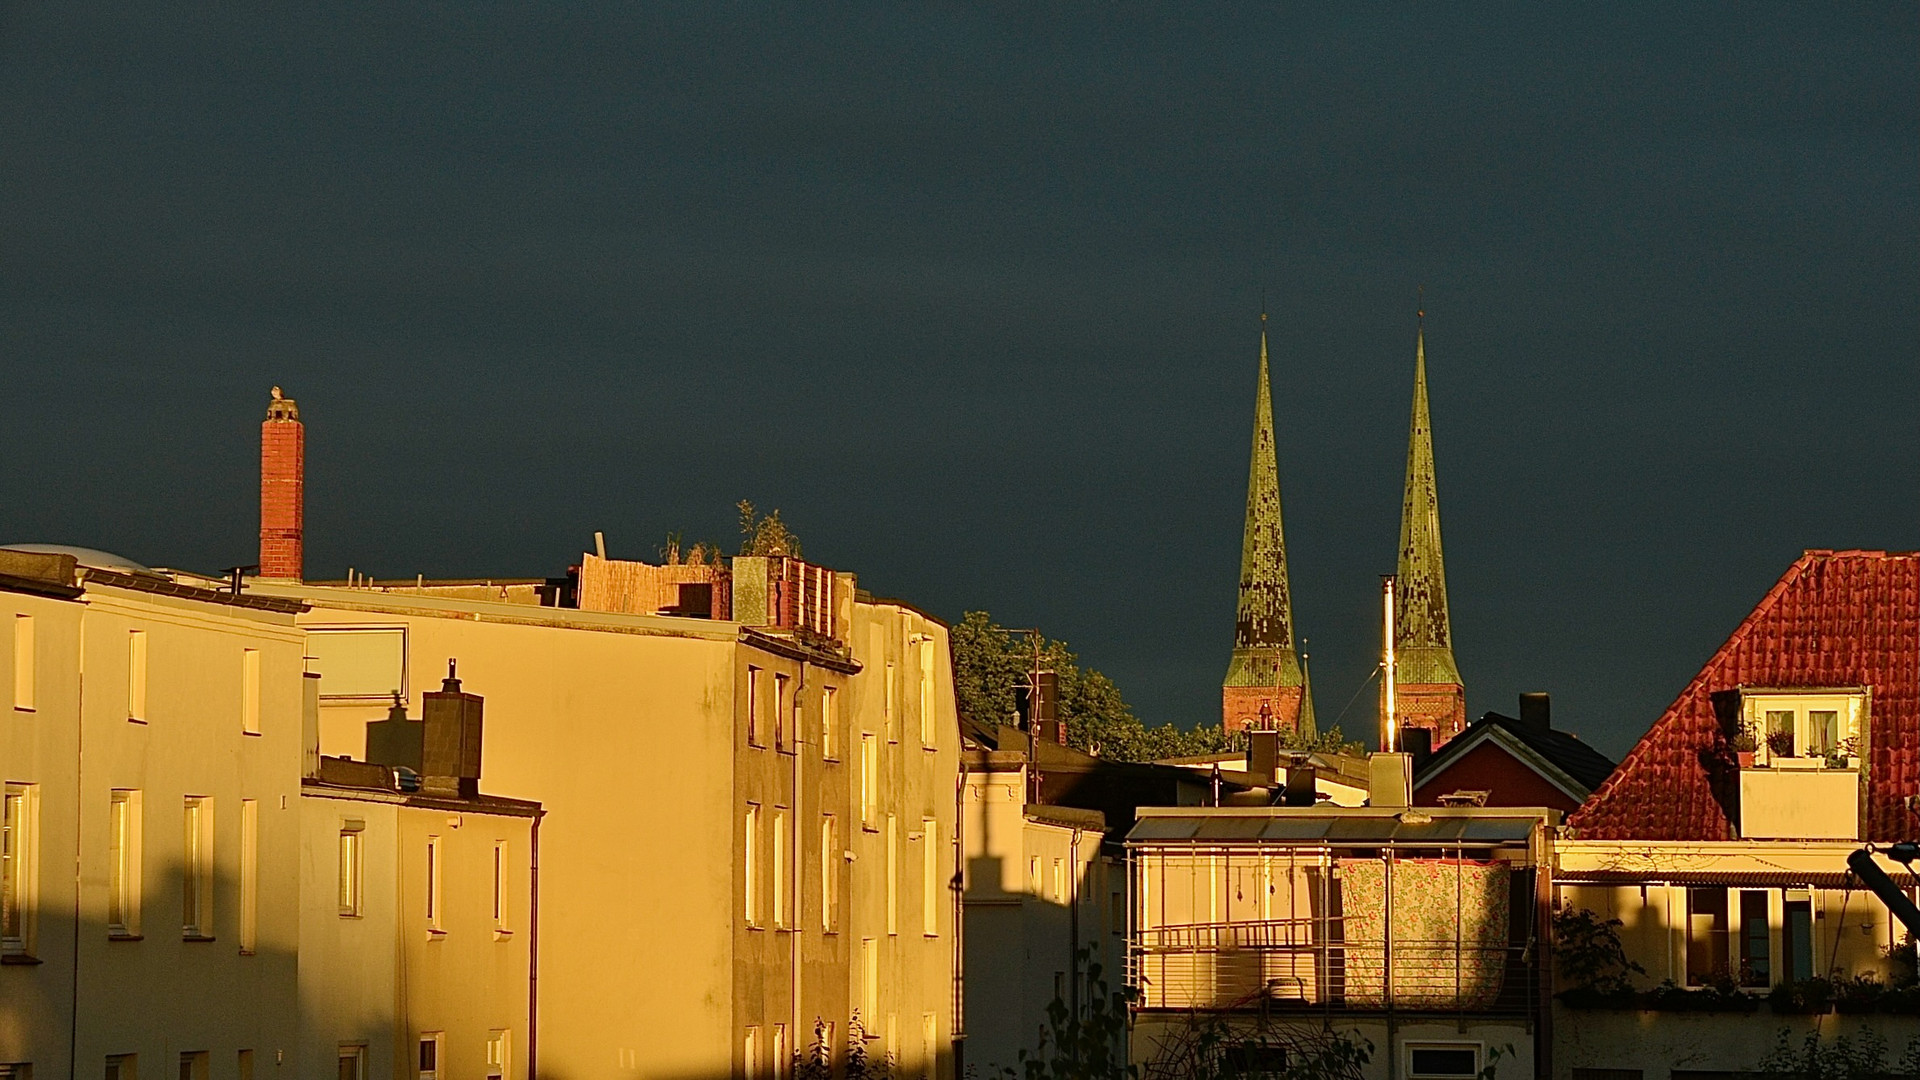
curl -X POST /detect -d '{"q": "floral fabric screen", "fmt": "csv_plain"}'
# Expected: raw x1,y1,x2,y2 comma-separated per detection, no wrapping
1338,857,1509,1009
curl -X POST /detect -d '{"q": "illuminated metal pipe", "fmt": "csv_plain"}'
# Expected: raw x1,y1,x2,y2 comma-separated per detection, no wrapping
1382,575,1398,753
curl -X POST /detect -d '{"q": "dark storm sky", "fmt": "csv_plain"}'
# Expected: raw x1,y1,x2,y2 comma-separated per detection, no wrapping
2,5,1914,757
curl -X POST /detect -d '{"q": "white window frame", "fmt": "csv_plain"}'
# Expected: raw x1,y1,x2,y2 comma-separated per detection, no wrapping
108,790,141,937
239,799,258,954
1,784,33,954
774,673,790,752
821,813,839,932
425,835,443,933
336,1046,366,1080
339,821,364,917
127,630,148,722
860,734,877,830
821,685,838,760
492,840,510,935
746,666,763,747
918,637,936,747
744,804,761,927
1405,1042,1481,1079
1742,688,1868,766
485,1029,509,1080
884,662,897,742
181,796,212,940
772,807,789,929
885,814,898,936
241,648,262,735
11,613,33,712
416,1033,442,1080
922,818,940,936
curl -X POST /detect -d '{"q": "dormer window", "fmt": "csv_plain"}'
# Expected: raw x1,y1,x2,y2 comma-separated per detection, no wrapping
1741,688,1868,768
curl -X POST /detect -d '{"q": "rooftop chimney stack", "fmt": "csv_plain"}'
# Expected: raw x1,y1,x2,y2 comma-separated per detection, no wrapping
421,660,484,797
1518,692,1551,732
259,386,304,582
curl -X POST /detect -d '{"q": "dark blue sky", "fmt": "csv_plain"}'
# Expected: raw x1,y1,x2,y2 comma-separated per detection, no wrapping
2,5,1914,757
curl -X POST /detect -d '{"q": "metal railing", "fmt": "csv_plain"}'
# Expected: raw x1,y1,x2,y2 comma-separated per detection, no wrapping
1129,917,1536,1016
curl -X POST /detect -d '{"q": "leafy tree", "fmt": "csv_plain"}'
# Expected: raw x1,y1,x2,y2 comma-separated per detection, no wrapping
950,610,1362,763
997,948,1135,1079
1756,1026,1920,1079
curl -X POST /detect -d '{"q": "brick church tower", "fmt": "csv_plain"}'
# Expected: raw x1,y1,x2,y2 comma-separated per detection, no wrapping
1222,316,1315,734
1392,320,1467,743
259,386,304,582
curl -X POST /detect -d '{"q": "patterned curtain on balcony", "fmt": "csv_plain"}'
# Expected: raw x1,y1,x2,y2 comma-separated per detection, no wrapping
1338,858,1509,1009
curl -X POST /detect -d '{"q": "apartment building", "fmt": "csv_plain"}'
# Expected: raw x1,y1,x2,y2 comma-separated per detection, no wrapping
1550,550,1920,1078
0,546,306,1080
299,673,539,1080
249,557,960,1079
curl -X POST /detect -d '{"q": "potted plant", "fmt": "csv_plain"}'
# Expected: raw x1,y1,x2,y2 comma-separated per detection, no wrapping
1730,726,1759,768
1766,729,1796,761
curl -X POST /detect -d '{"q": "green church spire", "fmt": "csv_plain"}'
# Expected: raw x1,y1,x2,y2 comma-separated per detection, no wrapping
1395,321,1462,687
1224,317,1304,694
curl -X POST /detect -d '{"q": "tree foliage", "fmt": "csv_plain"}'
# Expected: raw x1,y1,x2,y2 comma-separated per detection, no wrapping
738,500,802,557
950,611,1361,763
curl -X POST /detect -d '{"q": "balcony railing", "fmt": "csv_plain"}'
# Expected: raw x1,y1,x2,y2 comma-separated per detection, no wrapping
1129,916,1536,1016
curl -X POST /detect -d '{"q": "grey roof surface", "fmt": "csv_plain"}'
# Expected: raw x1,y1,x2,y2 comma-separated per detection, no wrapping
1126,811,1540,846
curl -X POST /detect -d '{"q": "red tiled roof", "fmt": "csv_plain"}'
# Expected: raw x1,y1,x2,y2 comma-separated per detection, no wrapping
1568,550,1920,841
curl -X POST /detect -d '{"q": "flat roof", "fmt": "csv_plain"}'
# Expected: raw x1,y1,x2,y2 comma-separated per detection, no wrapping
1126,806,1552,847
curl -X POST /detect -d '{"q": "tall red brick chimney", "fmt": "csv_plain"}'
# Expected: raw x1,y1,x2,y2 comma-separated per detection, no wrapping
259,386,304,581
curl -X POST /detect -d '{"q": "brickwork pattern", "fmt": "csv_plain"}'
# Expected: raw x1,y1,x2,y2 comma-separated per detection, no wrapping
259,416,304,581
1222,684,1305,734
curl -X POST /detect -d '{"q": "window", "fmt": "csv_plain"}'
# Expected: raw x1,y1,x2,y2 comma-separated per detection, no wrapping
1810,710,1841,756
922,818,939,936
1028,856,1041,896
774,673,790,751
884,662,897,741
0,1065,30,1080
417,1034,442,1080
1570,1072,1645,1080
177,1052,208,1080
338,822,364,917
921,1013,938,1079
821,814,839,932
425,836,442,932
860,734,877,829
241,649,261,735
11,613,33,711
336,1047,364,1080
743,1027,760,1080
1407,1044,1480,1078
308,626,407,702
127,630,148,722
108,791,140,936
485,1030,508,1080
821,686,838,760
885,815,898,935
2,785,31,954
744,804,761,926
861,938,878,1022
493,840,509,933
1744,690,1867,765
771,1025,788,1080
746,667,763,747
236,1052,252,1080
182,797,212,939
1686,887,1729,986
1738,890,1769,986
240,800,258,954
1784,891,1814,982
772,808,789,929
918,639,935,747
106,1057,137,1080
1053,858,1066,903
1764,710,1795,758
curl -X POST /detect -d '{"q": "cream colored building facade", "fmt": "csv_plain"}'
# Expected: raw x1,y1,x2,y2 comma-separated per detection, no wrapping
298,758,537,1080
960,759,1117,1074
254,562,961,1079
1,548,306,1080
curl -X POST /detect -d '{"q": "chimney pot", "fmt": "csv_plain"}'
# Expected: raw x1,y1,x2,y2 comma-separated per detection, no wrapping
1519,692,1551,732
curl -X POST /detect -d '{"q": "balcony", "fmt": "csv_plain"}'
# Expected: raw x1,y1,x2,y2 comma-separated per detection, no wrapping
1739,765,1859,840
1131,916,1536,1016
